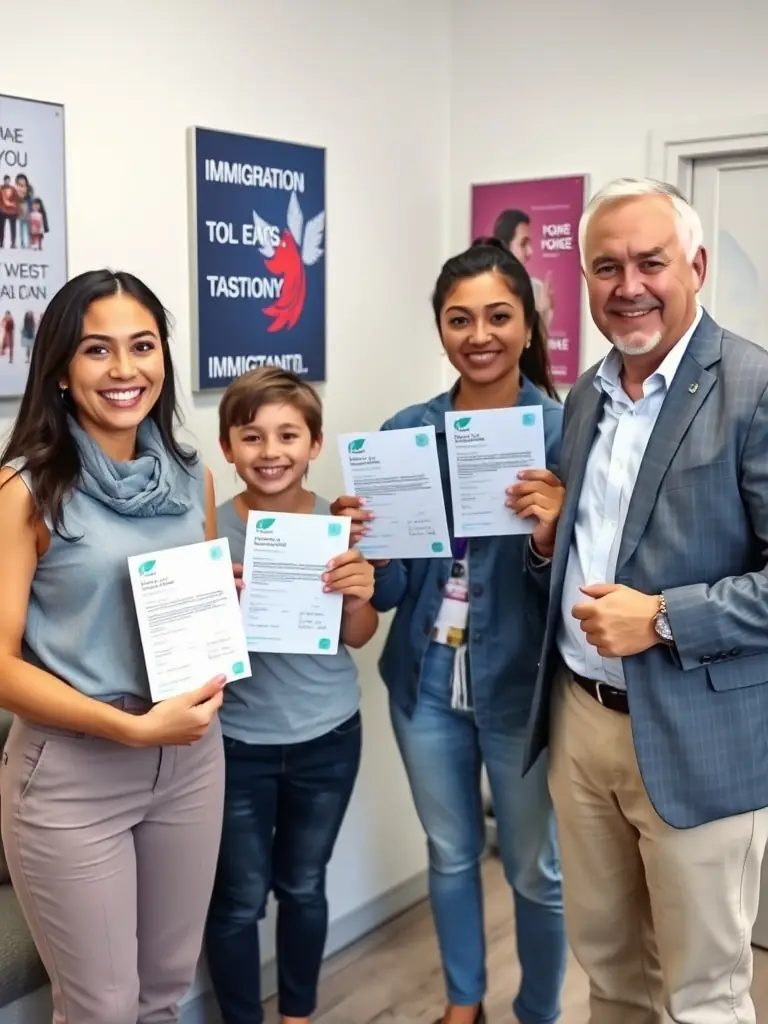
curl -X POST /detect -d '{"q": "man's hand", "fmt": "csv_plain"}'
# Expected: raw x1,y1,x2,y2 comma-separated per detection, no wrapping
572,583,660,658
507,469,564,559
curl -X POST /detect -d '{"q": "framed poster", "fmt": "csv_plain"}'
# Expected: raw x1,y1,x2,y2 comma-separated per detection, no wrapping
188,127,326,391
0,93,67,398
471,174,587,387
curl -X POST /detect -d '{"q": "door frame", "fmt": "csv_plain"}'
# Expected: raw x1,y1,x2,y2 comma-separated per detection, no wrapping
648,115,768,195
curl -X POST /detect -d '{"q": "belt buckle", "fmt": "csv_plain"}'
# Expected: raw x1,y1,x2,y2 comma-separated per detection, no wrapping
594,681,607,706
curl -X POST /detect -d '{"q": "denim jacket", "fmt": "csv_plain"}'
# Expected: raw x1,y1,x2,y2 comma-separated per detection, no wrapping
372,375,563,730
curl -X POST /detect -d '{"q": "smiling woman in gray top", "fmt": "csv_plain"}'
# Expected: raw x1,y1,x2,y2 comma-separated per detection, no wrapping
0,270,227,1024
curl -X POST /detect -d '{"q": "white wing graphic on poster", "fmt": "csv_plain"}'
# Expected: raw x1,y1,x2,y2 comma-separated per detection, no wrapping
251,210,276,257
302,212,325,266
287,192,304,246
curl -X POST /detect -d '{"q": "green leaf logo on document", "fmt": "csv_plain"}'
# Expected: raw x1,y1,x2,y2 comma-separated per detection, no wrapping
453,417,471,431
255,518,276,531
137,560,156,576
348,438,366,453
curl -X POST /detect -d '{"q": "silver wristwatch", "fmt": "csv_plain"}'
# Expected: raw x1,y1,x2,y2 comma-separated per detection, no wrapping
654,594,674,645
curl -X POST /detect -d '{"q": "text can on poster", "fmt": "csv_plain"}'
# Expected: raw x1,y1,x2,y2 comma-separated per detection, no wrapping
470,175,587,387
188,127,327,391
0,94,68,399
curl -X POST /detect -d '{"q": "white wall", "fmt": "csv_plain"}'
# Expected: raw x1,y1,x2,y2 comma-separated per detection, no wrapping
448,0,768,375
0,0,452,969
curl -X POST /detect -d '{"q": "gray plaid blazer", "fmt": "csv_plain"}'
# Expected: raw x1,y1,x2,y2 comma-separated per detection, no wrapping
523,311,768,828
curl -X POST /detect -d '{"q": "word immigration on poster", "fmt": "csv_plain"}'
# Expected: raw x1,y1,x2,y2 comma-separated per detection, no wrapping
188,127,326,391
470,174,586,388
0,94,67,399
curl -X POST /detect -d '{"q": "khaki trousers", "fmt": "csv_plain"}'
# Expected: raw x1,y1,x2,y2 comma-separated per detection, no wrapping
548,673,768,1024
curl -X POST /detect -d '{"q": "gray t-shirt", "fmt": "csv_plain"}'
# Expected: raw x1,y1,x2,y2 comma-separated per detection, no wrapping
217,495,360,745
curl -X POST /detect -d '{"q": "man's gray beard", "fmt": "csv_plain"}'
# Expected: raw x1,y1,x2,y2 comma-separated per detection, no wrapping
610,330,663,356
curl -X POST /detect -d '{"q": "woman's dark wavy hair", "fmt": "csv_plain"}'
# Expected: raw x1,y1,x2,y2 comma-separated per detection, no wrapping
431,237,560,401
1,269,194,534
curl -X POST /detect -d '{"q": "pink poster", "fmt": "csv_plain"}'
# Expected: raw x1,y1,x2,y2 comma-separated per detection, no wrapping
470,175,586,387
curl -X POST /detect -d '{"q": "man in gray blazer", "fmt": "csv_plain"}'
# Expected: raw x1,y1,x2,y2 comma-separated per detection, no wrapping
514,177,768,1024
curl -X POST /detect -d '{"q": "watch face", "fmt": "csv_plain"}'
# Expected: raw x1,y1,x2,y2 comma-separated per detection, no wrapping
655,614,673,642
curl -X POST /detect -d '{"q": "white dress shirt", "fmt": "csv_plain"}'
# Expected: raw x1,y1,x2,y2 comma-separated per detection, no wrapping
557,308,703,689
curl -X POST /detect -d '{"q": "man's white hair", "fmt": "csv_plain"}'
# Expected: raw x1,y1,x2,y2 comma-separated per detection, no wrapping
578,177,704,267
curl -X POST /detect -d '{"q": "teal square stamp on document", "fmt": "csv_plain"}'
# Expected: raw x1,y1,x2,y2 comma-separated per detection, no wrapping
328,522,342,537
522,412,536,427
318,638,331,651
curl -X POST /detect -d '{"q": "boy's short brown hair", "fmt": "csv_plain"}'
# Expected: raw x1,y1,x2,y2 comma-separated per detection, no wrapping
218,367,323,443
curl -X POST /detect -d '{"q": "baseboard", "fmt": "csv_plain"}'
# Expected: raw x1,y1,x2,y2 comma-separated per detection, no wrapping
260,868,429,1000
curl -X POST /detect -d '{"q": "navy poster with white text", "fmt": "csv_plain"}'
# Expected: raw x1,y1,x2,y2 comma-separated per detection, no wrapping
189,128,326,390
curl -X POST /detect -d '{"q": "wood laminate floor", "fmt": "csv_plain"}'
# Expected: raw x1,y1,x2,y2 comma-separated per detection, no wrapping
263,855,768,1023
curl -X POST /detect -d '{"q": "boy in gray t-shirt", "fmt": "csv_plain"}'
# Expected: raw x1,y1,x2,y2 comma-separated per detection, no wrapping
206,367,378,1024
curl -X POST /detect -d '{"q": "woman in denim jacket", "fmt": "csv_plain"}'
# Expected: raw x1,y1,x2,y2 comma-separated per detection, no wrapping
335,239,566,1024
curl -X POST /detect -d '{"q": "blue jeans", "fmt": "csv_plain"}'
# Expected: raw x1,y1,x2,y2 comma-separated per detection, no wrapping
390,644,565,1024
205,712,362,1024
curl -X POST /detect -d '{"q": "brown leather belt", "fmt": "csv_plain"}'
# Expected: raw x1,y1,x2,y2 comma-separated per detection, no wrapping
572,673,629,714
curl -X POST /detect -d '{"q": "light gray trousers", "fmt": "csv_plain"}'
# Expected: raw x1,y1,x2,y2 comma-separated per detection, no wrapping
0,703,224,1024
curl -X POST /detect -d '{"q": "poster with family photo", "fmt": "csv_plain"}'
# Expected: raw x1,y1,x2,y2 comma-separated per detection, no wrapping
0,94,67,398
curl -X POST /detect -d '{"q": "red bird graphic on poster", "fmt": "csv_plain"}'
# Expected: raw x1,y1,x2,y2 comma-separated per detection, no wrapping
251,192,325,333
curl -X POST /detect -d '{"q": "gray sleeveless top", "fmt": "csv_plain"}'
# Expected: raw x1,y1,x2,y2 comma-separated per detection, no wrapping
7,417,207,702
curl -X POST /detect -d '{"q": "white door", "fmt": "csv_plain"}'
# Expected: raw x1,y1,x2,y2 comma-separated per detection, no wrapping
689,152,768,347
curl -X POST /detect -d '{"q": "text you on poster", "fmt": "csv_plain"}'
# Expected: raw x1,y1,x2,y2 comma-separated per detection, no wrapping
189,128,326,391
0,94,67,399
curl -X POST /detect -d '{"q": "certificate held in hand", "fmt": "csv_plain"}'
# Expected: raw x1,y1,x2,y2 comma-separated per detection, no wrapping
128,538,251,702
338,426,451,560
445,406,547,538
239,511,352,655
